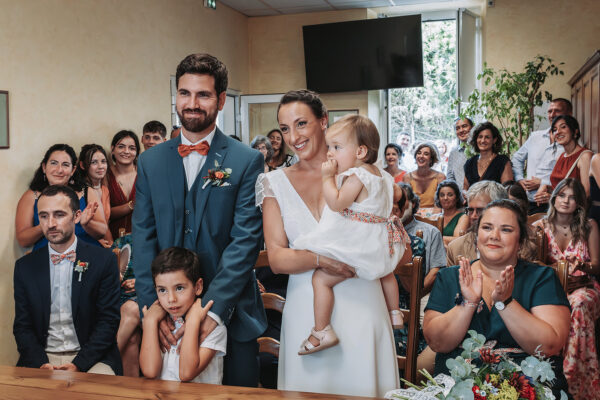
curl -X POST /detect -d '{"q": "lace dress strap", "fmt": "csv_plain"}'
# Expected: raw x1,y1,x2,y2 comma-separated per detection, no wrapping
255,172,276,210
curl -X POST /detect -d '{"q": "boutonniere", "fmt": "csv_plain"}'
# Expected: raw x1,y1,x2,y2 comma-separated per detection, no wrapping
74,260,89,282
202,160,232,189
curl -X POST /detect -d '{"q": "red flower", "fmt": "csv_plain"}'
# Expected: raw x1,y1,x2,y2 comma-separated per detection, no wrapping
479,348,501,364
472,385,486,400
509,372,535,400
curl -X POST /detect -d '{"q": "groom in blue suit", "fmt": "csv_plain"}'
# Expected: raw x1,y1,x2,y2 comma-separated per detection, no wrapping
133,53,266,386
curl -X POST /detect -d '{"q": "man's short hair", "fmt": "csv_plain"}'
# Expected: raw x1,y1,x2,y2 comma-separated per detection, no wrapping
398,182,420,215
176,53,228,95
465,180,508,203
151,247,204,286
142,121,167,138
39,185,80,213
551,98,573,114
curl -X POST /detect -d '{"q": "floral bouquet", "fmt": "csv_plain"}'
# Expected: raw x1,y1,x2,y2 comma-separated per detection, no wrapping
385,330,567,400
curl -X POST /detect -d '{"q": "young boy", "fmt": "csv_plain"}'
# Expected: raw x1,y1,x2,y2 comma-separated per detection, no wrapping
140,247,227,383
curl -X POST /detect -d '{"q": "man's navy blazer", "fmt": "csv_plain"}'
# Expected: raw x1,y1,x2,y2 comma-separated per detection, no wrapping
13,240,122,375
132,129,267,342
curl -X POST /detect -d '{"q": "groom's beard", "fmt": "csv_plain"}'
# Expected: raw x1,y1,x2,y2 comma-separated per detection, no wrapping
178,107,218,133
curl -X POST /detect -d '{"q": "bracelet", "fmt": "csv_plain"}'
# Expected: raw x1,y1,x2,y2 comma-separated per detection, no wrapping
316,254,320,267
461,300,480,308
127,200,134,210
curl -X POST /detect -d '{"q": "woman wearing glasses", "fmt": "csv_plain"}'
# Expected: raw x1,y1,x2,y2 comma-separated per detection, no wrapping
446,181,508,266
15,144,107,250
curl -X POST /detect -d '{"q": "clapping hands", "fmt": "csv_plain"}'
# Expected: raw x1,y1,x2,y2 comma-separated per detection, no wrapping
458,257,482,304
491,265,515,303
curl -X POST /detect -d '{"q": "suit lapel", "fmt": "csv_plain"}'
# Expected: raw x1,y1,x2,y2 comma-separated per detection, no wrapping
35,247,51,331
71,241,85,318
167,136,186,241
194,129,229,241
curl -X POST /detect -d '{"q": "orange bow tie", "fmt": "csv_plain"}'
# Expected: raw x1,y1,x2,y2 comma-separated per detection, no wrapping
178,141,210,157
50,250,76,265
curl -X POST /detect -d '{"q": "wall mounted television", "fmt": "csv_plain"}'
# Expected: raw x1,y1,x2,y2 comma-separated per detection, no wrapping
303,15,423,93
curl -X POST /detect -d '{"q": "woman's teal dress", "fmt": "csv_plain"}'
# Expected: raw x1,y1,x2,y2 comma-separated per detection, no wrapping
442,212,465,237
426,260,570,396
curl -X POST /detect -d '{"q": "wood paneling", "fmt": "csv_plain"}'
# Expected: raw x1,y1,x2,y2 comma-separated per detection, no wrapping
569,51,600,153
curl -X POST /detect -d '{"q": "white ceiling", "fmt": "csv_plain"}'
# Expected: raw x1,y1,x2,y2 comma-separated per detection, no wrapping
218,0,455,17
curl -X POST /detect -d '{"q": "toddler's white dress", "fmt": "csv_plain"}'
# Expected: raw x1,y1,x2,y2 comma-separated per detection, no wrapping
294,166,406,279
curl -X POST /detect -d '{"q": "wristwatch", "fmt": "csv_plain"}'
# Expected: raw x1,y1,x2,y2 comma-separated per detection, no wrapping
494,296,513,311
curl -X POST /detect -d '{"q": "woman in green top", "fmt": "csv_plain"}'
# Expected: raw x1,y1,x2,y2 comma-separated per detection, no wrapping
424,199,571,396
434,180,469,245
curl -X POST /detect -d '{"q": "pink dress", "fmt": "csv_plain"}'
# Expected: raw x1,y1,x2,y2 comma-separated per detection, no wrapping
544,225,600,399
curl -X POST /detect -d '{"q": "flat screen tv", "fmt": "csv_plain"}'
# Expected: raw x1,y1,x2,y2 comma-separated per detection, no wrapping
303,15,423,93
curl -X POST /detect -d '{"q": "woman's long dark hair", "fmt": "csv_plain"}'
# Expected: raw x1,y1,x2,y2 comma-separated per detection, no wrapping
267,129,288,167
78,144,108,185
30,144,85,192
547,178,589,244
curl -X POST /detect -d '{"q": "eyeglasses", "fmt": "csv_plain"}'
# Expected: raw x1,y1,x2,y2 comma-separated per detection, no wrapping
466,207,484,215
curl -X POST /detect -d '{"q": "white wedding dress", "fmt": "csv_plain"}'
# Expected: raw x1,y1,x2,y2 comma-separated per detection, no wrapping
256,169,399,398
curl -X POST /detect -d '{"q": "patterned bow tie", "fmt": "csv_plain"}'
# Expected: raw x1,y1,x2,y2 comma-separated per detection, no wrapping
178,141,210,158
50,250,76,265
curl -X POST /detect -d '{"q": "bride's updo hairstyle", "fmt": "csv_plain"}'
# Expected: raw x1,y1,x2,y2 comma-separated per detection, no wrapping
277,89,327,121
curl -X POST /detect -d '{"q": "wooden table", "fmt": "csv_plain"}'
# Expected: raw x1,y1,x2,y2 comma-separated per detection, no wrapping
0,365,378,399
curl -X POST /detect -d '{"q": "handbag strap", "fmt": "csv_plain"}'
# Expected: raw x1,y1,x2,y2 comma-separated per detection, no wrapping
564,149,591,179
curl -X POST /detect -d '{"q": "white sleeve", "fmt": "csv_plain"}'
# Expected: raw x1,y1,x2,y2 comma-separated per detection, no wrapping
200,324,228,357
255,172,275,209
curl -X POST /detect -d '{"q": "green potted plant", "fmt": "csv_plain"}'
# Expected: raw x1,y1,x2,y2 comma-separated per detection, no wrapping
456,55,564,155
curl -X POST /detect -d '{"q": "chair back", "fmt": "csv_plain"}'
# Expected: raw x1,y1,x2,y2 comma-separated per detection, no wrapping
549,259,569,293
254,250,283,358
394,256,424,385
415,215,443,233
533,227,548,264
527,213,546,226
254,250,269,269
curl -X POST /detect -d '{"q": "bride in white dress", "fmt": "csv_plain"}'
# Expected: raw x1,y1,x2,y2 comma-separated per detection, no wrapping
257,90,399,398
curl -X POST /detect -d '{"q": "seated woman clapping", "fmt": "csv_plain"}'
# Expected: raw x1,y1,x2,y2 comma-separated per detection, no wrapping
533,178,600,399
424,199,571,397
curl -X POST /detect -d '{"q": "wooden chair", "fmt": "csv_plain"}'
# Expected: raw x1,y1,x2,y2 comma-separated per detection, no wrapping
527,212,546,226
533,226,548,265
415,215,443,233
257,293,285,357
394,256,424,385
550,260,569,294
254,249,269,269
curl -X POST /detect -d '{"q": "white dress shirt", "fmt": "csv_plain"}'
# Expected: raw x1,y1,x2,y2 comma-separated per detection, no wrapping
511,128,564,201
46,238,81,353
181,128,216,190
180,127,222,325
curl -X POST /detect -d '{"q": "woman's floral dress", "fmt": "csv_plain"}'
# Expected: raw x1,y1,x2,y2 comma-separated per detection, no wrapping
544,225,600,399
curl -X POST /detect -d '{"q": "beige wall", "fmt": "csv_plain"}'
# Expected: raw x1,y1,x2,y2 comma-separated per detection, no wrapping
248,9,370,116
483,0,600,98
0,0,248,365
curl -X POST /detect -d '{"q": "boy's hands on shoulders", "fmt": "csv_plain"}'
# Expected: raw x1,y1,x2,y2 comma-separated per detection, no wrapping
142,300,166,325
186,299,213,326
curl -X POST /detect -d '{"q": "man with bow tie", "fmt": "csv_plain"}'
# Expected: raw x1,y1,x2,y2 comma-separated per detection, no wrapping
133,53,266,387
13,185,122,374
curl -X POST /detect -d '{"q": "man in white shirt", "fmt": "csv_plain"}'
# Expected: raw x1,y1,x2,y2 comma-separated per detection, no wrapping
511,98,572,214
13,185,121,374
446,117,474,191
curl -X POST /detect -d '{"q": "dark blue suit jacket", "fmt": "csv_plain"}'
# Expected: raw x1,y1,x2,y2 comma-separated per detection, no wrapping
133,129,267,342
13,240,122,375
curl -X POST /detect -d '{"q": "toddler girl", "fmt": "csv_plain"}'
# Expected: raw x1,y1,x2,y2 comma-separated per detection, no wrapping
294,114,409,355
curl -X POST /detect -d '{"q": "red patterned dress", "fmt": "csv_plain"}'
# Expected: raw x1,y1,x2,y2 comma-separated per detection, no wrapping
544,224,600,399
